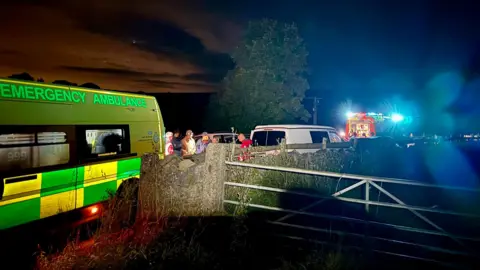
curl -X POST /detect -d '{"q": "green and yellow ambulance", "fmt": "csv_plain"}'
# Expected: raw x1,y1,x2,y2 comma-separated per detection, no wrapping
0,78,165,230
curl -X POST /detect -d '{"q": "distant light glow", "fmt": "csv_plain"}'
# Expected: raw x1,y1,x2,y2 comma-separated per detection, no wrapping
391,113,404,122
346,111,355,118
339,130,346,137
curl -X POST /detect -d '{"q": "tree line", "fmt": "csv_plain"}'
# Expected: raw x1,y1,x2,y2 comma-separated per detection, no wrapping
7,72,101,89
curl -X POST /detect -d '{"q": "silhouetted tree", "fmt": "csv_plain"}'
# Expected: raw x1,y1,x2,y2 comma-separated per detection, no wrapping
206,19,311,132
37,78,44,82
52,80,78,86
80,82,100,89
8,72,34,81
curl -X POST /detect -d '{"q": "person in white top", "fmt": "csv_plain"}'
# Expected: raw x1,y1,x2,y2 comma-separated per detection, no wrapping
181,130,196,157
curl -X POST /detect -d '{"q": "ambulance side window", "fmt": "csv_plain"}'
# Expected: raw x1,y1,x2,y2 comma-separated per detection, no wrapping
78,125,131,160
0,128,71,172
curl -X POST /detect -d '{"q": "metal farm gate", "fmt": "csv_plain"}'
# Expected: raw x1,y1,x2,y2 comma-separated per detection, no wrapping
223,161,480,269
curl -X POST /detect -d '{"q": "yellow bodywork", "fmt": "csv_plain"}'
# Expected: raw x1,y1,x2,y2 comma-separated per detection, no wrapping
0,78,164,229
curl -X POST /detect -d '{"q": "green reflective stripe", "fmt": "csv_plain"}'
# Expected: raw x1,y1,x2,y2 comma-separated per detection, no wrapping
117,157,141,178
82,157,141,207
0,157,142,230
0,198,40,229
84,181,117,206
41,168,77,196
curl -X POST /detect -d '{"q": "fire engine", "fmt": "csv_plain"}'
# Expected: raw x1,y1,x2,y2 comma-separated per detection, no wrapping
344,112,405,140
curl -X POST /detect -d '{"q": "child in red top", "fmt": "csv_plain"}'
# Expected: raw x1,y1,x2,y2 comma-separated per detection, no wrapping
238,133,252,161
165,132,174,156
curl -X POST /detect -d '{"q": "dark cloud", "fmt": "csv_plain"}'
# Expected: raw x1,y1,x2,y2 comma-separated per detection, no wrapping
135,80,178,89
136,79,214,90
77,16,234,77
0,49,24,56
183,73,225,83
59,65,224,85
0,1,238,93
59,65,179,78
33,0,238,88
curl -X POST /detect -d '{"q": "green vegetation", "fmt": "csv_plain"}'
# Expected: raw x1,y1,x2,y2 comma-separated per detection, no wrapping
37,141,479,269
225,148,359,210
37,215,358,270
207,19,311,132
36,157,359,270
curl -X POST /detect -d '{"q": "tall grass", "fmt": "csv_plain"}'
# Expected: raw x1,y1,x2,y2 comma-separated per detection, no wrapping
36,162,357,270
224,148,359,211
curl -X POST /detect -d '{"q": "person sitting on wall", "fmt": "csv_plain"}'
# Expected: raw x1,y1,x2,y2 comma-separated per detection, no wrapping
165,131,174,156
172,129,183,156
211,135,220,144
196,132,208,148
196,135,210,154
181,130,196,157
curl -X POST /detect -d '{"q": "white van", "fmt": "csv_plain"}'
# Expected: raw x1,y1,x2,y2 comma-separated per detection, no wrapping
250,124,344,153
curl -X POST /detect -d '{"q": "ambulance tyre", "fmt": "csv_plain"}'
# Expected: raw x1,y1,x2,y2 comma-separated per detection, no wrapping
115,178,139,228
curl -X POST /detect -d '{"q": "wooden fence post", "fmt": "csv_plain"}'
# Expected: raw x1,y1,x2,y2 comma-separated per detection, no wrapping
322,137,327,150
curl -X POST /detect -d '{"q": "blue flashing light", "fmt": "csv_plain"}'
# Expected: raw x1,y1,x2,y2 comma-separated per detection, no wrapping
346,111,355,118
391,113,404,122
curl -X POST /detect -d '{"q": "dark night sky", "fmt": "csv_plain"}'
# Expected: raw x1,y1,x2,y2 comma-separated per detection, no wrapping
2,0,480,132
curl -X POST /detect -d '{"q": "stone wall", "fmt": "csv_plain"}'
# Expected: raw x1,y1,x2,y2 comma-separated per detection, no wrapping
138,144,227,219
